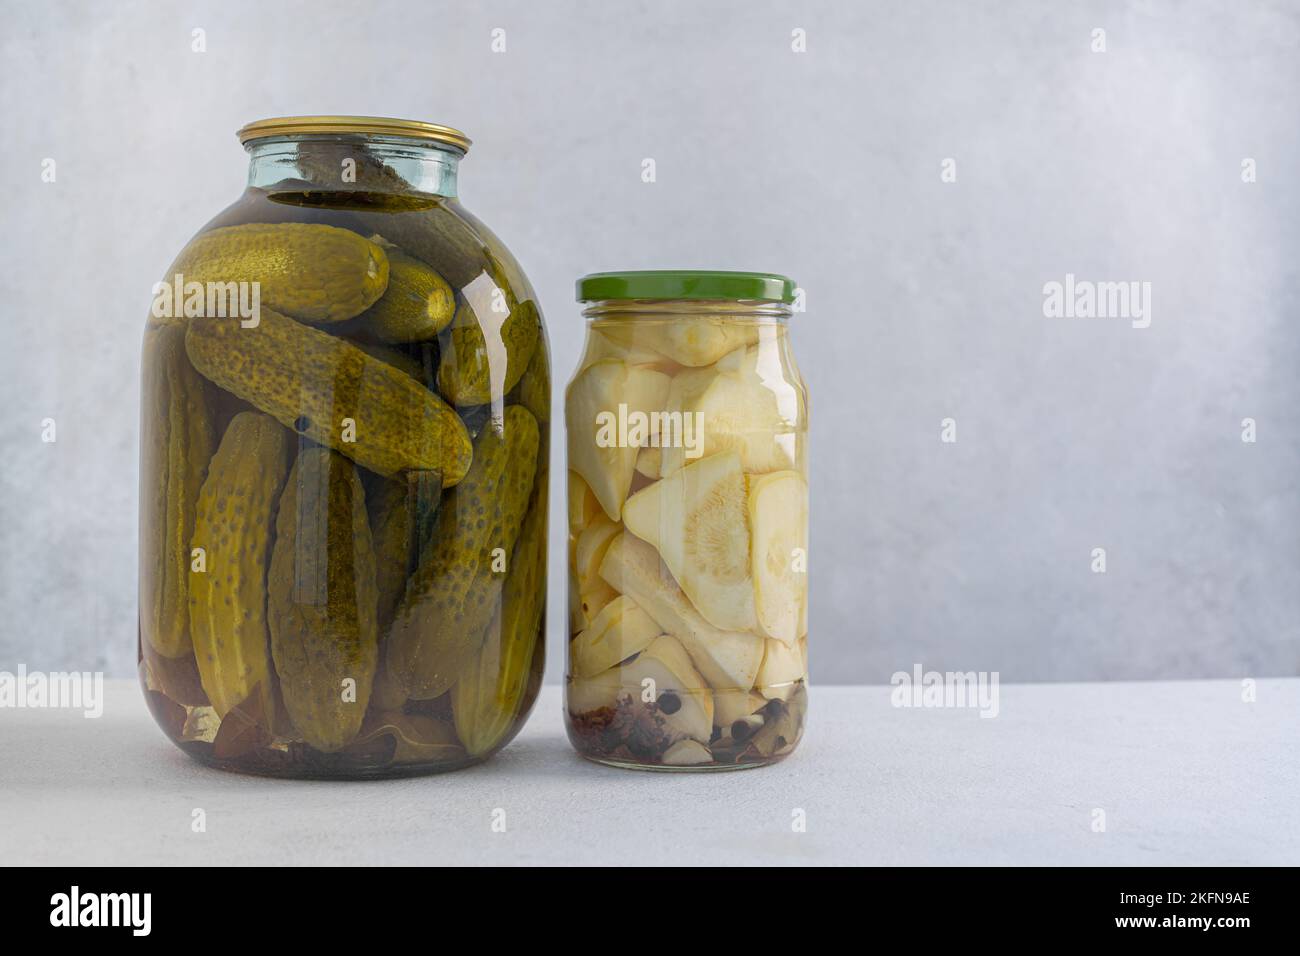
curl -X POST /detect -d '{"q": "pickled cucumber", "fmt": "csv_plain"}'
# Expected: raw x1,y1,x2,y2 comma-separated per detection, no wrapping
370,469,443,612
387,406,540,699
185,306,472,482
140,324,216,658
354,204,505,293
368,476,416,635
366,469,442,714
515,329,551,424
173,222,389,323
268,447,379,753
438,299,541,407
189,412,292,718
452,473,547,756
353,239,455,343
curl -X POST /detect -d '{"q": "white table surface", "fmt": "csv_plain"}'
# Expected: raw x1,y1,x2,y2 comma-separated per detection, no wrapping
2,679,1296,866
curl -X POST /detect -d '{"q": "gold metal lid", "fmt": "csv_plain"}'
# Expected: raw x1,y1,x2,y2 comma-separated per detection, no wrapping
236,115,471,152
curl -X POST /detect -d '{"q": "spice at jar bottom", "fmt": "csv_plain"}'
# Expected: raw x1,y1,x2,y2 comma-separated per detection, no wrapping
565,272,809,770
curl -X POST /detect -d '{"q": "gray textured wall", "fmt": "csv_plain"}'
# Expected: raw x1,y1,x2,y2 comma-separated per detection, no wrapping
1,0,1297,683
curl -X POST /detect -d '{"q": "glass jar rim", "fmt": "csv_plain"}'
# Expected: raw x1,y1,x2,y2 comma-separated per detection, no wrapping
236,115,471,153
576,270,796,305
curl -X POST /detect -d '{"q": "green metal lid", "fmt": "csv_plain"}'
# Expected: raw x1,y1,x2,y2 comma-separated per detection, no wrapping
576,270,796,304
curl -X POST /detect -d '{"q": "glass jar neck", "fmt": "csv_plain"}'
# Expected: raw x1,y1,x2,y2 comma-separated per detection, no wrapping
245,134,461,198
582,299,791,323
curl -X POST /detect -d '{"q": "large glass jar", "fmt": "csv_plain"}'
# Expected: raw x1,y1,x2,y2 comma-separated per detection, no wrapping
564,272,808,770
138,116,549,778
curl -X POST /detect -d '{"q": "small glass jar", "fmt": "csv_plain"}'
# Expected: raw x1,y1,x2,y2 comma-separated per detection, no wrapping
564,272,809,770
138,116,549,778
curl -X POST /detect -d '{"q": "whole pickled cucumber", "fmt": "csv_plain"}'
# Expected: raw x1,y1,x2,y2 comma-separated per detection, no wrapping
140,324,217,658
515,329,551,424
354,204,504,293
268,447,379,753
353,239,455,343
438,299,541,407
452,473,547,756
369,476,416,635
189,412,292,718
387,406,540,699
172,222,389,324
366,469,443,627
185,307,472,482
367,471,442,713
